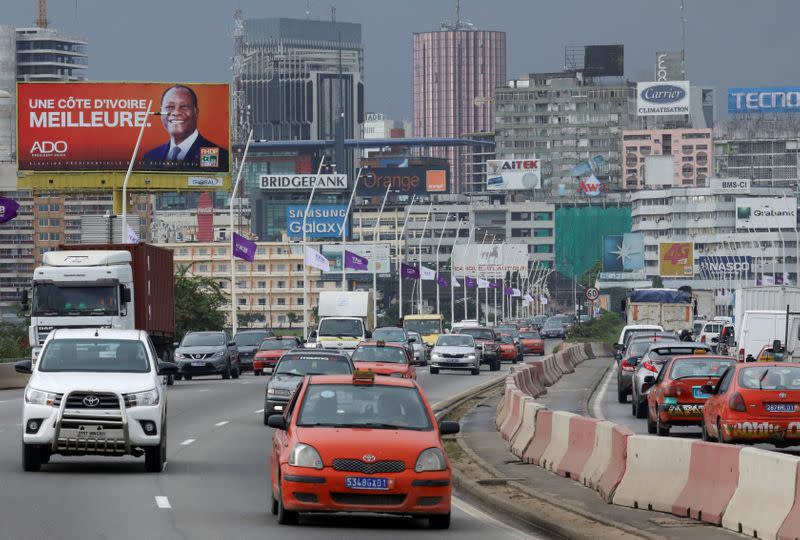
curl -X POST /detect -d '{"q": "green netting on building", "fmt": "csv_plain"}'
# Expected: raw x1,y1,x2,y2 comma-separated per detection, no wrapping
555,206,632,279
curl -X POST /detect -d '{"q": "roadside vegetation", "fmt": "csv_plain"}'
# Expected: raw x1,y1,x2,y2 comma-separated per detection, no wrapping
0,319,31,361
565,311,623,344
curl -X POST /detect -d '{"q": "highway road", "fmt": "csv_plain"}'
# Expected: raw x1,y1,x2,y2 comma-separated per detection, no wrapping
0,342,559,540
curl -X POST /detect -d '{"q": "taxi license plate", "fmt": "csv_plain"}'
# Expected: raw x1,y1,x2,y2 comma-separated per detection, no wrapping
692,386,712,399
191,361,206,367
766,403,797,413
345,477,389,490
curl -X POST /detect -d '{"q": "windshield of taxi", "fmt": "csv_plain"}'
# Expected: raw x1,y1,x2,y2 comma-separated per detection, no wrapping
297,384,432,430
234,331,267,346
372,328,407,342
520,332,541,340
498,335,515,344
259,338,297,351
436,335,473,347
739,366,800,390
39,339,150,373
352,346,408,364
274,354,352,376
669,358,736,379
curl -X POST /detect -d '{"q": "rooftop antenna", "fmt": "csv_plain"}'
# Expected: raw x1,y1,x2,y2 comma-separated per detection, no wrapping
330,4,336,23
306,0,311,19
456,0,461,28
680,0,687,78
36,0,48,28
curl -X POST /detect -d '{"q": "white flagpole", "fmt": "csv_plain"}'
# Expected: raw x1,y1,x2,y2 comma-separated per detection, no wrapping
417,204,433,314
230,130,253,337
373,184,391,329
435,212,450,316
450,219,464,329
397,195,416,321
463,225,473,321
302,155,326,341
342,167,363,290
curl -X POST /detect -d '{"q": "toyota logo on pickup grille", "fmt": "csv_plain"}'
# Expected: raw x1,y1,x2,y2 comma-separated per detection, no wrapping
82,395,100,407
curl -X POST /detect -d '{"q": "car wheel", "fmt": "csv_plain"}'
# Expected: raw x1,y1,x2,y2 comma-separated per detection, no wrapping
184,375,192,381
144,441,165,473
222,362,231,380
429,513,451,530
701,420,714,442
232,366,240,379
635,399,647,419
270,491,279,515
491,359,501,372
630,396,637,416
617,385,627,404
276,480,299,525
717,418,727,444
646,412,657,434
264,410,270,426
656,416,670,436
22,443,42,472
166,374,174,386
430,367,439,375
471,366,480,375
254,370,262,376
40,450,51,464
174,374,182,381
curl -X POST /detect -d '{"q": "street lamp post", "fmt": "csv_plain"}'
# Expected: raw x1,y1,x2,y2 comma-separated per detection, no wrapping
341,167,363,290
302,155,327,341
120,100,154,242
463,225,474,321
373,184,392,329
397,196,416,320
477,231,488,323
434,213,450,316
229,130,253,337
417,204,433,314
449,219,465,328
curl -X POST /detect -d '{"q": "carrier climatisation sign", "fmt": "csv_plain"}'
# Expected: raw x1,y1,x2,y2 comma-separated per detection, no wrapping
735,197,796,229
286,205,348,239
636,81,690,116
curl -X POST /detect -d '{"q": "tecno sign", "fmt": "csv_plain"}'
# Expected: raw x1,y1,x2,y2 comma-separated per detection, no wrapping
637,81,691,116
260,174,347,191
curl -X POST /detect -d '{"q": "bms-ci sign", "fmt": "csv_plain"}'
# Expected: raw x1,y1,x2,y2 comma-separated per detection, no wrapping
636,81,691,116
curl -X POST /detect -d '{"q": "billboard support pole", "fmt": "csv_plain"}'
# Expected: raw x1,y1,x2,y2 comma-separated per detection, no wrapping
230,130,253,337
477,232,488,323
373,184,392,329
302,155,326,341
397,196,416,321
449,220,464,328
463,225,474,321
434,213,450,316
120,99,153,241
341,167,363,290
418,204,433,314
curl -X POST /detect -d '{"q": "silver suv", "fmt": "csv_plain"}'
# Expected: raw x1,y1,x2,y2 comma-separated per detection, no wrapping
174,331,240,381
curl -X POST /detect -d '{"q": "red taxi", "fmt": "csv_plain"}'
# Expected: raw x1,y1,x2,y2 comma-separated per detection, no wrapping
701,363,800,447
645,355,737,436
519,331,545,356
351,341,416,380
254,337,302,375
497,334,519,363
267,371,459,528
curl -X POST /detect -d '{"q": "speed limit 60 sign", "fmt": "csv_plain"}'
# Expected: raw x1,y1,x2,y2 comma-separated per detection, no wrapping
585,287,600,301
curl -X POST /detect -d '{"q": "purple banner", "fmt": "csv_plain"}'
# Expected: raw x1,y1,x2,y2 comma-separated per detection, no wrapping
504,286,514,296
436,273,448,288
232,232,257,262
464,276,477,289
0,196,20,224
401,262,420,279
489,280,501,290
344,250,368,271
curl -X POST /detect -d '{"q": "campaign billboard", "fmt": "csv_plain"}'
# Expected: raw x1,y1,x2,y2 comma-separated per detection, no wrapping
584,45,624,77
603,233,645,272
659,242,694,277
697,256,753,280
636,81,691,116
728,87,800,114
486,159,541,190
17,82,230,173
735,197,796,229
359,167,448,196
260,174,347,190
452,244,528,277
320,244,391,275
286,205,348,239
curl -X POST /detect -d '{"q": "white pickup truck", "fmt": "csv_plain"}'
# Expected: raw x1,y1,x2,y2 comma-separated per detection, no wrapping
15,328,177,472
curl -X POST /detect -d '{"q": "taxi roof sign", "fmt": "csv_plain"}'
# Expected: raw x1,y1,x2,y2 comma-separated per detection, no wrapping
353,369,375,384
694,349,708,355
375,340,386,347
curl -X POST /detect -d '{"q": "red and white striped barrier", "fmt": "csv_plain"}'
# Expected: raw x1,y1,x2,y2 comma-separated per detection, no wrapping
672,441,740,525
510,399,545,458
556,415,602,480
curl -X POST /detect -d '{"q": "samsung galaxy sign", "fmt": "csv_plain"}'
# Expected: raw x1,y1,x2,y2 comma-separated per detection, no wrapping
728,87,800,114
637,81,691,116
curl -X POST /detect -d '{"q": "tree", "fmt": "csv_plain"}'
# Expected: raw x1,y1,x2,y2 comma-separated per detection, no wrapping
286,311,298,328
174,265,228,340
579,260,602,288
238,312,265,328
0,320,30,359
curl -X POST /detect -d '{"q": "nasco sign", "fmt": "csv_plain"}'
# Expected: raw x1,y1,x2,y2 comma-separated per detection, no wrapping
637,81,691,116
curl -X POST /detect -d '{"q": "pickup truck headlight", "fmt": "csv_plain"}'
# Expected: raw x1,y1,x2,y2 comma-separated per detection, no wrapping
25,387,59,407
267,387,292,397
415,447,446,472
289,443,323,469
124,388,159,407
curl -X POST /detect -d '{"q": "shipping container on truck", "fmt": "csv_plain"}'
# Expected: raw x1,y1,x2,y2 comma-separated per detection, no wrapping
625,289,692,333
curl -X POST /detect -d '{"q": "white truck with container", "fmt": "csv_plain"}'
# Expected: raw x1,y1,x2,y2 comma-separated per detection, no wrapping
313,291,374,352
733,286,800,361
624,289,693,333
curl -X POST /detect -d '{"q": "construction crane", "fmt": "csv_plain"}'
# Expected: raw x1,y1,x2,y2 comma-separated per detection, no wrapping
36,0,48,29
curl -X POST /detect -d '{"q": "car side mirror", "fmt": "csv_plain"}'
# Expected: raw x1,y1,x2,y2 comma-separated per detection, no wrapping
309,330,318,339
407,338,414,344
701,384,715,395
120,285,132,304
643,375,655,384
439,421,460,436
228,341,237,347
14,360,32,374
20,289,29,311
267,415,287,430
614,343,623,351
173,342,179,347
158,361,178,376
364,331,371,339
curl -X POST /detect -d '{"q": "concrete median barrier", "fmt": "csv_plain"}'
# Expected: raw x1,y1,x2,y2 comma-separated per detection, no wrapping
500,390,525,441
495,378,516,429
672,441,740,525
722,447,799,540
542,355,562,386
540,410,578,472
526,363,547,397
778,464,800,540
579,421,615,491
612,436,693,513
555,349,575,374
522,409,553,465
596,424,635,503
510,399,546,458
508,396,535,443
556,415,602,480
0,362,28,390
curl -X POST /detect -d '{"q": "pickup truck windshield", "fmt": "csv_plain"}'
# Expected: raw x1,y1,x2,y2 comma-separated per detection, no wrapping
352,346,407,363
318,319,363,337
39,339,150,373
32,283,119,316
403,319,442,335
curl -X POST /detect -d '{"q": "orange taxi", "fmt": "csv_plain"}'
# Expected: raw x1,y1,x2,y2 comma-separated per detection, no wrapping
519,331,545,356
645,355,737,436
267,371,459,528
351,341,416,379
497,334,519,363
254,337,301,375
702,362,800,447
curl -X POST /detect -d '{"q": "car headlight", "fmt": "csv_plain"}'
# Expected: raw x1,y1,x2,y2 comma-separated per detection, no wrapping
467,354,476,360
431,353,442,359
212,350,225,357
415,447,447,472
267,387,292,397
175,352,186,359
289,443,323,469
123,388,159,408
25,387,59,407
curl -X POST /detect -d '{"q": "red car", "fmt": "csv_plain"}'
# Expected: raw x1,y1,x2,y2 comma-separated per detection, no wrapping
351,341,417,379
701,362,800,447
267,371,459,528
519,331,544,355
497,334,520,363
254,337,301,375
645,355,737,436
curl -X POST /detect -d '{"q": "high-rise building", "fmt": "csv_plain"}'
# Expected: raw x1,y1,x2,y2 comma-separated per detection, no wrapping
622,128,713,189
412,21,506,194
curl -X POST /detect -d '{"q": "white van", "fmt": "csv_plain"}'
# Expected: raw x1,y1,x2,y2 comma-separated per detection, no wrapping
736,310,800,362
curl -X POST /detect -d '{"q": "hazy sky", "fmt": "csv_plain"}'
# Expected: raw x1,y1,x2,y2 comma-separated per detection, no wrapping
5,0,798,122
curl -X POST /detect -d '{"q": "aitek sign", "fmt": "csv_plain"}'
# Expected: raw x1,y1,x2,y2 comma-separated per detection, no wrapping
486,159,541,190
637,81,691,116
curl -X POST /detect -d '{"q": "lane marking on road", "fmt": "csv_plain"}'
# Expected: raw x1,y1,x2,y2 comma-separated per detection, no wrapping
197,389,210,393
214,421,229,427
154,496,171,509
180,439,196,446
591,363,615,421
452,496,542,540
254,409,264,414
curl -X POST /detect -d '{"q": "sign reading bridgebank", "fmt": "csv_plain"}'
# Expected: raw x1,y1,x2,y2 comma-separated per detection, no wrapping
736,197,796,229
260,175,346,190
636,81,690,116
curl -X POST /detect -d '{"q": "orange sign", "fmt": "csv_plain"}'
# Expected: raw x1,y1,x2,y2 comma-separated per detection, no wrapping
17,82,230,173
425,170,447,192
659,242,695,277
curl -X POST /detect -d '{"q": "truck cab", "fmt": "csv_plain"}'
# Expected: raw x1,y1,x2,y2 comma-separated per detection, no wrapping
315,291,374,352
402,314,444,348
